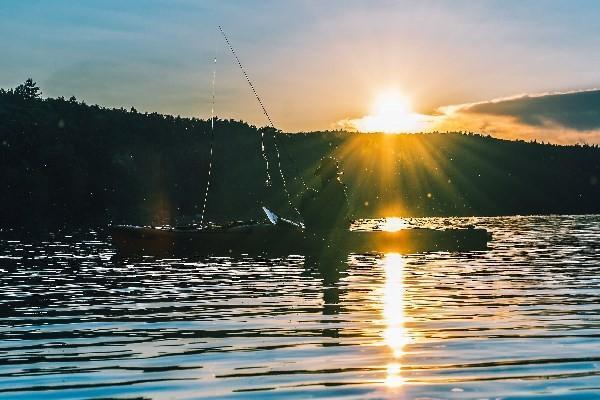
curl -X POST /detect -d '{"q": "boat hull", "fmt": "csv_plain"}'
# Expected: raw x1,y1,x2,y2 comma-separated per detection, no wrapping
110,224,492,256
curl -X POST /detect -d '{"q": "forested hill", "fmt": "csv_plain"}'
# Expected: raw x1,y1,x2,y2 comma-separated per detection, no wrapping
1,79,600,231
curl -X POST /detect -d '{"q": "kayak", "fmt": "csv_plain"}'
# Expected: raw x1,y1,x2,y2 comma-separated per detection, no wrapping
110,223,492,257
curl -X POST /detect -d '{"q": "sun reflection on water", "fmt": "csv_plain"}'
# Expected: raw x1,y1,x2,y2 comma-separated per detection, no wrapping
381,253,411,388
381,217,408,232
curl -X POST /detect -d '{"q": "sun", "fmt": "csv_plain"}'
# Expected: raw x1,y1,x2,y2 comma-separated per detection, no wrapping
353,91,428,133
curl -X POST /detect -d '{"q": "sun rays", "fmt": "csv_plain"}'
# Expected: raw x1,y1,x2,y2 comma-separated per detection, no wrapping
327,130,500,218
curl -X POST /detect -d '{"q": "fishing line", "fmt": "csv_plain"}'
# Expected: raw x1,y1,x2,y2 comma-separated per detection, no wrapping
218,26,271,187
218,25,302,220
200,44,218,226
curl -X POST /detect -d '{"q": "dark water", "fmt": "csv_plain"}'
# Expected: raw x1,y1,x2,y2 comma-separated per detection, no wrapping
1,215,600,399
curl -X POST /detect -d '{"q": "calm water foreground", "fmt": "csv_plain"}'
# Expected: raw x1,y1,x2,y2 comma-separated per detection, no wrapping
1,215,600,399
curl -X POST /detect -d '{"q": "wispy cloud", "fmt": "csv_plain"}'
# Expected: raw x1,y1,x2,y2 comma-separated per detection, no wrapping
435,89,600,144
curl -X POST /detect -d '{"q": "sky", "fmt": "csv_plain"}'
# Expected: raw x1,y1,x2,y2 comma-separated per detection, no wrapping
1,0,600,143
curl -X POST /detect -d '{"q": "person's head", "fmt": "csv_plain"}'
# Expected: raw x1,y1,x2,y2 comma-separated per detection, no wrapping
315,156,341,183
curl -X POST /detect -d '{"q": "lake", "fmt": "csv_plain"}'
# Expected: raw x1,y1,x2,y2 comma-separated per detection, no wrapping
1,215,600,399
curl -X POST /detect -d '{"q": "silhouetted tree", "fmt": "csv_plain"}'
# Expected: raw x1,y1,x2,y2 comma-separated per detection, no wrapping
1,80,599,231
14,78,41,100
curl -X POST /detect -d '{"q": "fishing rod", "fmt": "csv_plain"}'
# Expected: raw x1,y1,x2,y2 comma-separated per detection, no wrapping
199,51,217,226
218,25,303,220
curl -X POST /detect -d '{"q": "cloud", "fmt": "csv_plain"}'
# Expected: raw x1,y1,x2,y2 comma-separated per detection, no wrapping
434,89,600,144
449,89,600,130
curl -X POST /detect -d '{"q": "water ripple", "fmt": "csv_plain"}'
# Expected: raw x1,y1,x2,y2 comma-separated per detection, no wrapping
1,215,600,399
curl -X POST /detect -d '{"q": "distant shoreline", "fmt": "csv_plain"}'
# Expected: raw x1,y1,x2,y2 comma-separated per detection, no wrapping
2,81,599,231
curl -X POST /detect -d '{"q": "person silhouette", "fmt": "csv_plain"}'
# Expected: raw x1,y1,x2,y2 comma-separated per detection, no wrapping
299,157,350,233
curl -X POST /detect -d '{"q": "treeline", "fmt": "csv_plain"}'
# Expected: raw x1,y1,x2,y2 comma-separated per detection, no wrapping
1,79,599,231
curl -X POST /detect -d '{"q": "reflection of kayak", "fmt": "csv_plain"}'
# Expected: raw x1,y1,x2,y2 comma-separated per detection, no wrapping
110,223,492,256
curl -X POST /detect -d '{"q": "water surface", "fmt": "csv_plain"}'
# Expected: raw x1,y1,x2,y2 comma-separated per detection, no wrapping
1,215,600,399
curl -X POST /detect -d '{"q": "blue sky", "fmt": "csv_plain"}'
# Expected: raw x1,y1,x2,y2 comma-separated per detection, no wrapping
1,0,600,141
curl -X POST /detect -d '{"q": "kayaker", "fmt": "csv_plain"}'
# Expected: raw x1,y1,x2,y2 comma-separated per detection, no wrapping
300,156,350,232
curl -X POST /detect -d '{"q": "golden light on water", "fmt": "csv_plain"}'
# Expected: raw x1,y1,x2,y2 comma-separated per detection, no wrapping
386,362,404,388
381,253,411,387
381,217,408,232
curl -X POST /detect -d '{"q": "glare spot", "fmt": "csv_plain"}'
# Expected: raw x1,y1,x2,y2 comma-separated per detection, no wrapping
381,217,407,232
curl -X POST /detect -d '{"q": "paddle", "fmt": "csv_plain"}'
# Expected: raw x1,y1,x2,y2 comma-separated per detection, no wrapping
262,207,304,229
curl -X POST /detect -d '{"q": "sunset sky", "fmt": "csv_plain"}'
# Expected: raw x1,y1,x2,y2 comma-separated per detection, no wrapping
2,0,600,143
